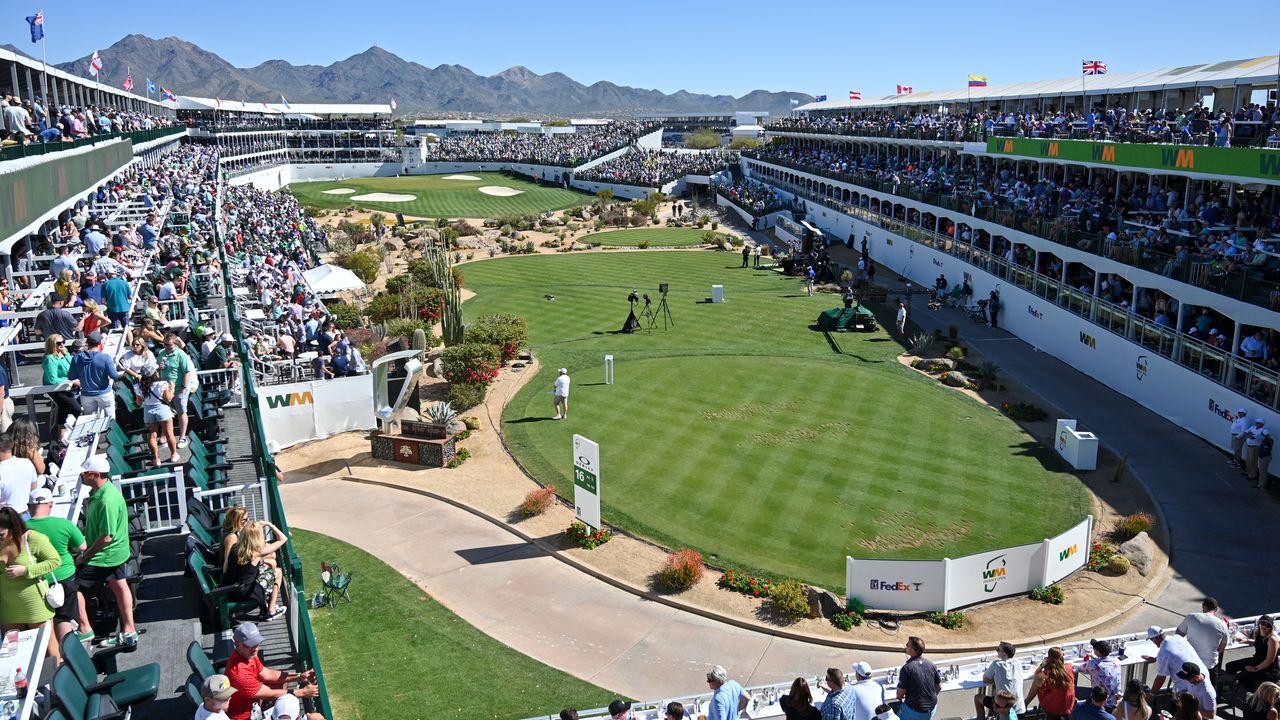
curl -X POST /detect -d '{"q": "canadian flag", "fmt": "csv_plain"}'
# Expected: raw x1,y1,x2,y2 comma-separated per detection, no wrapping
849,90,861,100
897,85,913,94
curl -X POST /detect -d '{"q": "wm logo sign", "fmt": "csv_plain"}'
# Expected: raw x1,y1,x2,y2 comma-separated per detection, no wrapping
1001,140,1014,153
1090,145,1116,162
1261,153,1280,177
1160,148,1195,169
1079,332,1097,349
265,391,314,409
982,567,1007,580
1059,544,1078,561
1040,142,1059,157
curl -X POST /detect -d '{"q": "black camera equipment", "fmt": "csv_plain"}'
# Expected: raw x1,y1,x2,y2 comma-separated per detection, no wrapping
648,283,674,331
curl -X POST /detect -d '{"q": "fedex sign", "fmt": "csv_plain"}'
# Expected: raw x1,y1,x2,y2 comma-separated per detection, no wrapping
870,579,923,592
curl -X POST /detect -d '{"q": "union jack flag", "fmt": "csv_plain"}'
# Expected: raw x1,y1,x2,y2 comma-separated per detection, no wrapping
897,85,913,94
849,90,861,100
1082,60,1107,75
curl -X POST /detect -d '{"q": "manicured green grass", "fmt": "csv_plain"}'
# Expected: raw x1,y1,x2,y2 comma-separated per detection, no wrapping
583,228,711,247
294,529,619,720
287,172,591,218
464,253,1090,592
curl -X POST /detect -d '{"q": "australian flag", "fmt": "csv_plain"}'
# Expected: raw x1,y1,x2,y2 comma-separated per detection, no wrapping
25,10,43,43
814,94,827,102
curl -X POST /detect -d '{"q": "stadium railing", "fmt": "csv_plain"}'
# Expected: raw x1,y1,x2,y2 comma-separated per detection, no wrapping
0,125,187,163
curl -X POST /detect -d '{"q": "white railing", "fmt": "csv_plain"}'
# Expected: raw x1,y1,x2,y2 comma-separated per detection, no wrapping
193,480,270,525
117,466,188,535
197,365,245,408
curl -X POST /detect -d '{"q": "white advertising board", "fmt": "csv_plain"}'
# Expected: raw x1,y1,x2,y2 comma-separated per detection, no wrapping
944,542,1043,610
258,375,375,451
572,434,602,530
845,558,947,612
1044,514,1092,584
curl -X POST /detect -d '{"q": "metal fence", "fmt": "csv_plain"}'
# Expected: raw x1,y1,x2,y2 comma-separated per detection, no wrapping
118,467,188,535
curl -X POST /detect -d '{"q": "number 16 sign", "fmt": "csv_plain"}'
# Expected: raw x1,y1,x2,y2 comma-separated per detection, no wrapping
572,434,601,529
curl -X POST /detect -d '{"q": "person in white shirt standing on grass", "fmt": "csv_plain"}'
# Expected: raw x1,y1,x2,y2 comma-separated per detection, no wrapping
553,368,571,420
1178,598,1230,674
896,301,908,336
1230,409,1250,468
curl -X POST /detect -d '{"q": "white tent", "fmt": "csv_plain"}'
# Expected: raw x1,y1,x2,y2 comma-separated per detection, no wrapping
303,264,367,296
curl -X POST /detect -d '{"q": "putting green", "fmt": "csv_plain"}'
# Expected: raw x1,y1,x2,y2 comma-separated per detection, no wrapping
583,228,711,247
464,252,1090,591
288,172,591,218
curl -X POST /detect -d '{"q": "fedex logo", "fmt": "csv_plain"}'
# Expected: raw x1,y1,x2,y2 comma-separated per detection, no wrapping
870,580,923,592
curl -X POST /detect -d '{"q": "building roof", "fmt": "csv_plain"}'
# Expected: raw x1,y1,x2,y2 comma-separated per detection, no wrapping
174,98,391,116
797,55,1280,112
0,46,172,110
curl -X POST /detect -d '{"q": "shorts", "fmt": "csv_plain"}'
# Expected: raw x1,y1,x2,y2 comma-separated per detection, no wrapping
171,388,190,416
898,705,937,720
143,405,173,424
81,393,116,419
53,576,79,622
77,561,134,590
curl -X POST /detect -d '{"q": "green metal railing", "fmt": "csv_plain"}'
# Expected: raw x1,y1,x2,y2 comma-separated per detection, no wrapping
0,125,186,163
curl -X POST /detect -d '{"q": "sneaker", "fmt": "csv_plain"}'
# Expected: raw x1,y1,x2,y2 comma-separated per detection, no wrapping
75,630,94,643
177,437,190,449
103,632,138,649
267,606,287,621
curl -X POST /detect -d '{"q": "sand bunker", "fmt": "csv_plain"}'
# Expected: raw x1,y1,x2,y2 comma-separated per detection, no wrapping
321,188,356,195
478,186,524,197
442,174,482,181
350,193,416,202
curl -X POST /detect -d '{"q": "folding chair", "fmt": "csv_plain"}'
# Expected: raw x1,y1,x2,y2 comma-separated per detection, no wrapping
318,561,353,607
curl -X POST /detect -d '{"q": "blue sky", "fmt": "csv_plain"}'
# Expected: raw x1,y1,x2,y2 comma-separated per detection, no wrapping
8,2,1279,98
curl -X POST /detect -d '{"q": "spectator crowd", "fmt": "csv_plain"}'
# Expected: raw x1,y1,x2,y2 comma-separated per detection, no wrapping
2,91,177,146
713,177,789,217
575,148,739,187
424,121,657,167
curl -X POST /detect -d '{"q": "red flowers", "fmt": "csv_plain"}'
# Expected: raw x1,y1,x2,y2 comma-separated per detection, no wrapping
565,521,612,549
718,569,777,597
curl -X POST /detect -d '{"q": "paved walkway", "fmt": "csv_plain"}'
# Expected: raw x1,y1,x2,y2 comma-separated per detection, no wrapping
824,243,1280,629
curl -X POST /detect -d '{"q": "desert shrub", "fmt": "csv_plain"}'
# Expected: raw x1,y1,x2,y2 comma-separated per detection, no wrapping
945,345,967,361
925,610,966,629
441,343,502,384
908,332,936,355
1030,584,1065,605
461,416,481,430
1000,401,1049,422
335,247,384,285
637,239,651,249
728,235,744,248
1106,555,1131,574
446,381,487,411
717,569,776,598
519,485,557,517
385,274,413,294
465,314,528,363
657,549,704,592
451,220,479,236
1112,512,1155,542
364,293,406,324
386,318,434,342
327,302,364,330
769,579,810,622
977,361,1000,384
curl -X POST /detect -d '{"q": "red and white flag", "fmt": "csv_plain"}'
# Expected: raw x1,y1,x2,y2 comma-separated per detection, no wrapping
849,90,861,100
88,50,102,77
123,68,134,92
897,85,913,94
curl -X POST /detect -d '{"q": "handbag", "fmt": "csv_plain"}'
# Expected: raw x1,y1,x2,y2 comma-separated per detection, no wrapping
26,540,64,610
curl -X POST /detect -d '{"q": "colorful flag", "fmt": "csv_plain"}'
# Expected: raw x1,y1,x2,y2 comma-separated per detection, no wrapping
968,75,988,87
123,68,134,92
160,87,177,102
789,98,799,107
897,85,913,94
1082,60,1107,75
814,94,827,102
262,102,269,111
146,78,156,94
25,10,43,43
281,94,290,110
849,91,861,100
89,50,102,77
390,98,397,111
215,97,222,109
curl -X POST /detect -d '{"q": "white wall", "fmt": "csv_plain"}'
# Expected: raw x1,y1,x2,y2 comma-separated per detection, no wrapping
569,179,656,200
231,162,402,192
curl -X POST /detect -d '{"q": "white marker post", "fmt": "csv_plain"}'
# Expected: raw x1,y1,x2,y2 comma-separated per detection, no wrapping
604,354,614,385
572,434,601,530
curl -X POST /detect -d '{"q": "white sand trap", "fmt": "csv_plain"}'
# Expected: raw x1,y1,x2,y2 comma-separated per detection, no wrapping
478,186,524,197
321,188,357,195
350,192,416,202
442,174,482,181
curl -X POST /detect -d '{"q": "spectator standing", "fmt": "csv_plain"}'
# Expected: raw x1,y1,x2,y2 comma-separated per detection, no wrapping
742,245,750,268
817,666,857,720
988,290,1002,328
1147,626,1205,696
977,642,1027,720
850,662,887,720
706,665,750,720
68,331,119,419
1081,640,1123,709
1178,598,1230,672
194,674,237,720
0,435,37,511
1174,663,1216,719
1026,647,1076,720
100,266,132,329
806,266,816,297
41,334,81,428
1226,616,1279,692
1259,430,1275,489
896,301,908,335
0,507,63,661
1231,409,1251,468
34,293,78,341
225,622,319,720
157,333,196,449
780,678,821,720
0,360,11,434
553,368,571,420
75,455,137,648
897,636,942,720
26,488,87,645
1246,419,1267,481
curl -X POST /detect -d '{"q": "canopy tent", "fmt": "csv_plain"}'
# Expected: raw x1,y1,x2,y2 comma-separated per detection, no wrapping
302,264,367,296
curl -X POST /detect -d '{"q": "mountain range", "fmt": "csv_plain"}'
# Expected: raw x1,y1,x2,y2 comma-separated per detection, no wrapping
48,35,811,116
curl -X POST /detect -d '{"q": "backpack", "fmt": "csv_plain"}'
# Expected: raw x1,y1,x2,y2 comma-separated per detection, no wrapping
1261,433,1274,458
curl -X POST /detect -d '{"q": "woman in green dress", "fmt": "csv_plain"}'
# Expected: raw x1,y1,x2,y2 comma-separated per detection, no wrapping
0,507,63,662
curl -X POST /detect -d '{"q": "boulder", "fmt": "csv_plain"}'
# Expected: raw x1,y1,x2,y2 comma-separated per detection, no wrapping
913,358,956,373
424,228,441,242
807,586,841,619
431,357,444,379
1118,531,1156,576
382,238,405,253
941,371,973,388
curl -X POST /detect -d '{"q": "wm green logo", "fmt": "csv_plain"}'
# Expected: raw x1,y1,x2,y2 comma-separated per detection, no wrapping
265,391,314,409
1059,544,1078,561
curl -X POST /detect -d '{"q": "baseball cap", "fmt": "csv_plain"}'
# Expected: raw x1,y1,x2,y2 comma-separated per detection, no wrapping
1239,408,1248,415
608,700,631,717
558,368,568,374
1176,662,1202,680
272,694,301,719
203,327,217,337
1146,625,1163,639
85,330,103,346
852,661,873,677
81,455,110,475
1257,418,1266,425
233,622,264,647
201,674,237,700
105,265,119,275
28,488,53,504
220,333,234,342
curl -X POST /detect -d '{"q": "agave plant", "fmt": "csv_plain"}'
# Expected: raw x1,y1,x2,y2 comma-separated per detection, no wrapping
425,401,458,426
908,331,935,355
977,360,1000,383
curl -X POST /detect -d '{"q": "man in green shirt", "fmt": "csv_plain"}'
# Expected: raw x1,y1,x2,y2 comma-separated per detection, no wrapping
27,489,88,642
75,455,137,648
157,332,197,449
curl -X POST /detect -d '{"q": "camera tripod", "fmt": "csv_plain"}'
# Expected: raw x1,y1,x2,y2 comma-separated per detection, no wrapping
647,290,674,331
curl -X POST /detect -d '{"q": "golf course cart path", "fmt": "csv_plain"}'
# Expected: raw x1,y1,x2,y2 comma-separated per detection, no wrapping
280,476,877,699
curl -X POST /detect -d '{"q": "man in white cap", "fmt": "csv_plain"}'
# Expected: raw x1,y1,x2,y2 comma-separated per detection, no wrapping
1245,418,1266,481
850,661,887,720
1229,408,1250,468
1143,625,1202,698
195,673,237,720
552,368,571,420
270,693,324,720
75,454,137,648
226,622,320,720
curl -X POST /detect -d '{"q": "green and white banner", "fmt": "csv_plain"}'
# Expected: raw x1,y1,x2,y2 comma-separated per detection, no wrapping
572,434,601,530
987,137,1280,183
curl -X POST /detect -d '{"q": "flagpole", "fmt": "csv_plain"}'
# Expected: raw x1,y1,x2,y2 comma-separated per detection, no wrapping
38,32,49,121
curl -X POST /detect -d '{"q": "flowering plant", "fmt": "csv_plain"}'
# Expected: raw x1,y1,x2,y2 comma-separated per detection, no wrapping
565,521,612,549
717,569,777,598
831,607,864,631
445,448,471,469
925,610,967,629
1087,541,1118,572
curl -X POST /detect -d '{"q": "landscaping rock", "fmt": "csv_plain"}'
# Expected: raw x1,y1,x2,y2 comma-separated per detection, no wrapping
424,228,440,242
806,586,842,619
913,358,956,373
941,371,973,387
1118,531,1155,576
382,238,405,253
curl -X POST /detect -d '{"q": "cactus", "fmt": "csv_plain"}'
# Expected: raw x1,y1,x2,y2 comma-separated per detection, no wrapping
412,328,427,352
423,244,465,347
372,322,387,340
425,401,458,426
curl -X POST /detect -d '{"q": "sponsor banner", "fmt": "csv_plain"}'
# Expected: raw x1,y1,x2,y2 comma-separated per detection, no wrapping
845,558,946,612
1045,515,1092,583
987,137,1280,183
945,542,1042,610
258,376,375,450
572,435,602,529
